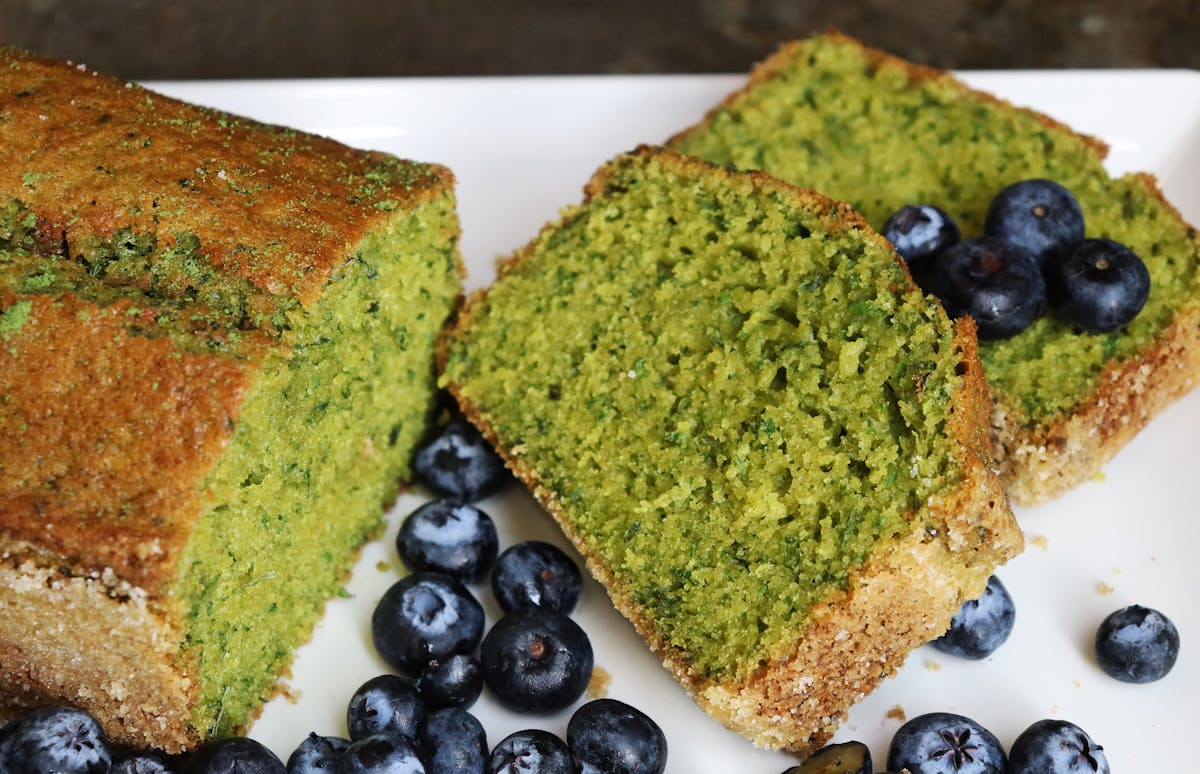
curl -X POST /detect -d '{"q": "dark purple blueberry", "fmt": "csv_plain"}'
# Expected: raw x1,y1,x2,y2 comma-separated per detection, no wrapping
481,608,593,713
929,575,1015,660
420,708,488,774
887,712,1005,774
566,699,667,774
881,204,961,273
984,179,1085,264
112,753,178,774
1008,719,1109,774
340,733,425,774
1045,238,1150,332
184,737,285,774
372,572,485,675
285,732,349,772
1094,604,1180,683
926,237,1046,339
487,730,576,774
414,417,508,503
398,499,499,582
780,740,871,773
491,541,583,615
346,674,426,743
416,654,484,710
0,706,111,774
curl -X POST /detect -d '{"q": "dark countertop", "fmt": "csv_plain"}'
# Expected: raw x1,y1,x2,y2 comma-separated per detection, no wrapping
3,0,1198,80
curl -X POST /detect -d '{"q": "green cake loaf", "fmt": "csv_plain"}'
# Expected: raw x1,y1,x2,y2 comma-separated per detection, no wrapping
0,50,461,750
669,32,1200,504
441,147,1021,753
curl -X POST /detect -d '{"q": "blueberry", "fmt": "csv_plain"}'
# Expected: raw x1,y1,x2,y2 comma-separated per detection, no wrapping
492,541,583,615
567,699,667,774
481,608,593,713
887,712,1005,774
984,179,1085,264
1008,719,1109,774
372,572,485,674
487,730,576,774
414,417,508,502
881,204,961,273
416,654,484,710
285,732,349,772
780,740,871,773
0,706,111,773
1094,604,1180,683
184,737,285,774
926,237,1046,339
112,753,178,774
347,674,427,743
929,575,1015,660
340,733,425,774
1045,238,1150,332
398,499,499,582
420,708,488,774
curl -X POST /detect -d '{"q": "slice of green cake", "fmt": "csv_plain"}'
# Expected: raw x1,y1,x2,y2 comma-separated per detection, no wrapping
441,147,1021,753
0,49,461,751
668,31,1200,504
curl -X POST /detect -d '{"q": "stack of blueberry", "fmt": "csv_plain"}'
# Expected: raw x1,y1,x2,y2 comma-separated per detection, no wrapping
882,179,1151,339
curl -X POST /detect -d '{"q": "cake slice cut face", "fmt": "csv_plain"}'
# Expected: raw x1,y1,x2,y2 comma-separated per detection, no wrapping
0,49,462,751
669,32,1200,504
441,147,1021,753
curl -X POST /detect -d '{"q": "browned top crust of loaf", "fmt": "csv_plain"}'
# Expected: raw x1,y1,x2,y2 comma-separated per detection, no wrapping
0,46,451,308
0,47,454,594
441,147,1021,752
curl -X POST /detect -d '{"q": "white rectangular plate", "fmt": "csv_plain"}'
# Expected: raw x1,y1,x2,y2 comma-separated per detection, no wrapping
150,70,1200,771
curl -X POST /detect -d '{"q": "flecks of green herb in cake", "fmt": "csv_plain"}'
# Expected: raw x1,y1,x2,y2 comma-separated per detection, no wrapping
0,299,32,339
445,155,965,681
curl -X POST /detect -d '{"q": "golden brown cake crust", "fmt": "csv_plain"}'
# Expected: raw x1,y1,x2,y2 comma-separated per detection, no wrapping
0,289,258,594
0,46,450,308
0,558,198,752
441,147,1021,754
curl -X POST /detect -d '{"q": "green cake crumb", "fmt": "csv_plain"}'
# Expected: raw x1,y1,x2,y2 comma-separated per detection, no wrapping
0,299,31,338
670,34,1200,425
445,151,968,680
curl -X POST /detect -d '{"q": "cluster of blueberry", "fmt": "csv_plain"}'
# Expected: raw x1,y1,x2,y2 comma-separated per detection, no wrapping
775,574,1179,773
882,179,1151,339
351,413,668,774
779,713,1110,774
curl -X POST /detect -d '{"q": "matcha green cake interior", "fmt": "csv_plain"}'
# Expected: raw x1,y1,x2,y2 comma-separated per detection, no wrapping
670,35,1200,423
178,202,460,735
1,194,461,736
445,152,968,680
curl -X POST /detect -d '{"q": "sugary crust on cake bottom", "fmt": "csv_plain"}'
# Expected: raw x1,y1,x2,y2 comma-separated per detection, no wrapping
0,557,200,752
994,305,1200,505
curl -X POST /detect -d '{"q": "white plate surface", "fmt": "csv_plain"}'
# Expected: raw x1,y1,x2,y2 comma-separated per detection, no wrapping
148,71,1200,771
